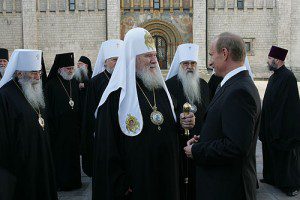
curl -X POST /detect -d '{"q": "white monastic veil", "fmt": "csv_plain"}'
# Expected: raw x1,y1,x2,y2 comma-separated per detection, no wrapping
92,39,124,78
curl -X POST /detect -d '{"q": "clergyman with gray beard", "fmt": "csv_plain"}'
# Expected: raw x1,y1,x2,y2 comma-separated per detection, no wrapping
0,49,57,200
46,52,82,191
165,43,210,200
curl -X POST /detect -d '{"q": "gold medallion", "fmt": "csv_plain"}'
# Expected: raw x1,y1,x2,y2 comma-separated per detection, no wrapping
38,114,45,130
69,98,74,109
150,110,164,126
144,31,155,50
126,114,140,134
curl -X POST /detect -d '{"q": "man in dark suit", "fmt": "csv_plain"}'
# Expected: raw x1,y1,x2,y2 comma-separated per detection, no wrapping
184,32,261,200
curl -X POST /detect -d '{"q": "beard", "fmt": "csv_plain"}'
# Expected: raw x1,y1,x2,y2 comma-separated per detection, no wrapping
267,60,278,71
177,66,201,105
74,67,89,82
18,77,45,110
0,67,4,77
58,70,74,81
136,64,165,91
105,66,114,74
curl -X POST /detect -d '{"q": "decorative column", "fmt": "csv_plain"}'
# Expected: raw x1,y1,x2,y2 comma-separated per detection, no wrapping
22,0,38,49
180,0,183,12
140,0,144,12
130,0,134,12
277,0,292,66
107,0,121,39
150,0,153,13
120,0,124,13
193,0,206,68
160,0,163,13
170,0,173,13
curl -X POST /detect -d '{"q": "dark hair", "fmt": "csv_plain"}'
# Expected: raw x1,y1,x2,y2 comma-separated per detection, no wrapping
216,32,246,62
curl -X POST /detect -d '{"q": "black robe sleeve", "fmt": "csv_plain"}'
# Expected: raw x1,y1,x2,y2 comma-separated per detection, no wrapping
93,89,130,200
0,93,17,200
192,89,258,165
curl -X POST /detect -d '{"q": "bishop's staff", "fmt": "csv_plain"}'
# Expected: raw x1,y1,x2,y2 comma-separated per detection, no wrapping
183,102,192,200
183,103,192,136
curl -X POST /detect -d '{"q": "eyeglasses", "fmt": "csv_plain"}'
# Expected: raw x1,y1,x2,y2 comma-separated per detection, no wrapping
65,67,74,70
182,61,197,67
27,71,43,76
108,58,118,62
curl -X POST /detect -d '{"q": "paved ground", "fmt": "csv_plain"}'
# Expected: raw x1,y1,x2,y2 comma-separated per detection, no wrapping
58,141,300,200
58,81,300,200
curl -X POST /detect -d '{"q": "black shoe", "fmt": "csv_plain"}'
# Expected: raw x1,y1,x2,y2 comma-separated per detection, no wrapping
286,190,298,197
281,187,299,197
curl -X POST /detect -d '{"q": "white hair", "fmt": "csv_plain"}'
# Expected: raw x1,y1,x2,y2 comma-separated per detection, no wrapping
0,67,5,77
177,64,201,104
136,64,165,91
74,66,88,82
105,66,114,74
18,75,45,109
58,69,74,81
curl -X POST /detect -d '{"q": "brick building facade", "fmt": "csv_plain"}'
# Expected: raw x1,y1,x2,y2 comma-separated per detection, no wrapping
0,0,299,78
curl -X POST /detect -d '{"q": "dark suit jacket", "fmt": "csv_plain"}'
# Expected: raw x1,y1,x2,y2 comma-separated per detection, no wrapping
192,70,261,200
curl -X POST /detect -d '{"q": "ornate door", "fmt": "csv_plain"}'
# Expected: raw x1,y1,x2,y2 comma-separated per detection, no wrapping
153,35,167,69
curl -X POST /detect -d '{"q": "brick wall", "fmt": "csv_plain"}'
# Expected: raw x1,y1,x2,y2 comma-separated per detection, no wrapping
0,13,23,54
291,0,300,79
193,0,206,69
207,8,277,78
0,0,299,78
36,11,106,70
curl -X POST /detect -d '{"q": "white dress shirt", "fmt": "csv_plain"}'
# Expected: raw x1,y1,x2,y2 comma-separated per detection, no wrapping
220,66,247,87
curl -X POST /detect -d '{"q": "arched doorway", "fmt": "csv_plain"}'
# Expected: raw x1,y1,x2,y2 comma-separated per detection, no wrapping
141,20,183,70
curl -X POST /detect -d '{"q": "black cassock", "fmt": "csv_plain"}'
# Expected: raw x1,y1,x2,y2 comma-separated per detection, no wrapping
166,75,210,200
259,66,300,188
0,80,57,200
208,74,223,101
81,70,111,177
46,75,82,190
92,78,180,200
78,79,89,121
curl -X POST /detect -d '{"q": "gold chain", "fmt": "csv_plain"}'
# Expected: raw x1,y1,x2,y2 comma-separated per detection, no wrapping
103,70,110,81
57,75,72,99
136,82,157,111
